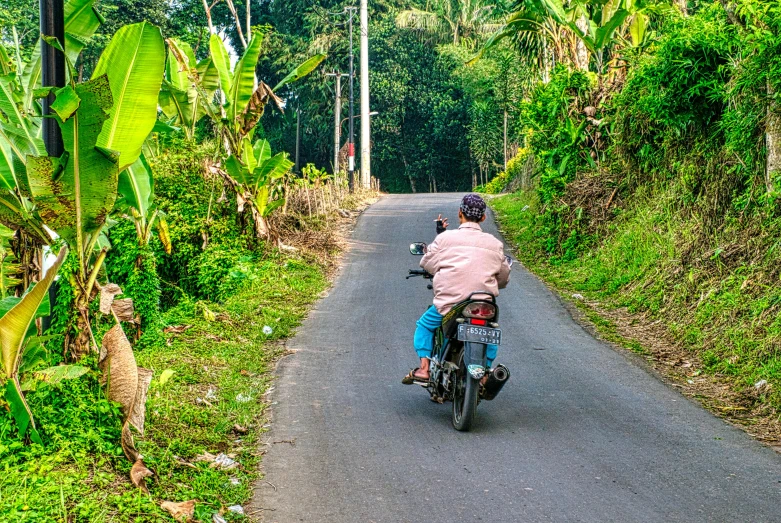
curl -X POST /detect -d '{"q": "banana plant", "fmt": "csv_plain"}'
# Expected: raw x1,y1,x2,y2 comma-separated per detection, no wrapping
159,38,220,139
208,31,325,152
0,246,67,444
0,0,105,295
92,22,166,171
25,22,165,358
224,138,293,238
117,154,171,253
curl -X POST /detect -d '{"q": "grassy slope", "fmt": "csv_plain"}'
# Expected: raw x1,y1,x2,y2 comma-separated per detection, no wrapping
1,253,328,522
491,190,781,439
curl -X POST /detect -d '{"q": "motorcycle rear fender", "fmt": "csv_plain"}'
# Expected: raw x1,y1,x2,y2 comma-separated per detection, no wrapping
464,342,487,379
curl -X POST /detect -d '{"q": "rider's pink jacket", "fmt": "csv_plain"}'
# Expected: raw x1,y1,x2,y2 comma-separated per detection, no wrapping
420,222,511,314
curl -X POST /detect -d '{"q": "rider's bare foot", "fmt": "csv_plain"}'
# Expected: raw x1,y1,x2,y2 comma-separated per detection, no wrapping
413,369,430,380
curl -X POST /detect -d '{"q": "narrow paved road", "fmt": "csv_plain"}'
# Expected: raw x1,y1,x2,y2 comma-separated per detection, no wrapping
252,194,781,523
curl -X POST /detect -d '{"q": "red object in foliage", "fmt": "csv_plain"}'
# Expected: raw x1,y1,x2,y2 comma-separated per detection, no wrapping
347,143,355,156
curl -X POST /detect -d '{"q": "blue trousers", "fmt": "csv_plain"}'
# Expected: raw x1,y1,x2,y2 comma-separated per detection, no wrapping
414,305,497,367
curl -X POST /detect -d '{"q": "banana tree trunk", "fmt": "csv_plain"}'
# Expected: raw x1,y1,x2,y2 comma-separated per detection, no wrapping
575,16,589,71
767,79,779,194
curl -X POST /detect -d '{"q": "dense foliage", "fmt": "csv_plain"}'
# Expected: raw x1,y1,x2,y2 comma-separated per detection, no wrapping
485,0,781,420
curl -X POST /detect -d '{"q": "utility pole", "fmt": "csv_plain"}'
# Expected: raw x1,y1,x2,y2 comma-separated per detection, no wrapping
40,0,65,158
325,72,343,176
39,0,65,329
295,106,301,172
359,0,371,188
347,7,357,193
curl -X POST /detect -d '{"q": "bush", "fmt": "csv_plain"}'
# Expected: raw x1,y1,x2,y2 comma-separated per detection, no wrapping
105,219,162,330
151,139,251,303
611,5,735,179
480,147,532,194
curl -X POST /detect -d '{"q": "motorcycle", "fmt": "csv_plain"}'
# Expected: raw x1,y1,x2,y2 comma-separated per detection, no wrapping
406,242,512,431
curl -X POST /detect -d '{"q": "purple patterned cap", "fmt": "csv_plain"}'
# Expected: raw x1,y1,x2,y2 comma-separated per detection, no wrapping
460,194,486,220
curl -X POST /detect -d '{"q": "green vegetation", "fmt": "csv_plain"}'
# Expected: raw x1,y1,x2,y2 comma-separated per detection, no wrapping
3,0,781,517
1,248,329,521
485,1,781,421
0,0,373,519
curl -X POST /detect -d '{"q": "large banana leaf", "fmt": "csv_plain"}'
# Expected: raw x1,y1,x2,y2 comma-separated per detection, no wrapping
26,76,118,268
227,33,263,124
1,246,67,444
165,39,195,93
0,134,17,192
0,225,21,299
253,139,272,166
93,22,165,171
197,58,220,95
0,44,14,76
239,137,258,173
0,77,45,158
593,8,630,50
159,39,201,131
225,154,253,187
118,153,153,221
63,0,103,63
208,34,232,99
272,54,327,91
255,153,293,192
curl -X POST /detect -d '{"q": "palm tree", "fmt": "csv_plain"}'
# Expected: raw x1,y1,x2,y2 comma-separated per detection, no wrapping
396,0,503,48
481,0,653,76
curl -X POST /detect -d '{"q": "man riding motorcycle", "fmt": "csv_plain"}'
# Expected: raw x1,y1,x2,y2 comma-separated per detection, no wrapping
403,194,511,384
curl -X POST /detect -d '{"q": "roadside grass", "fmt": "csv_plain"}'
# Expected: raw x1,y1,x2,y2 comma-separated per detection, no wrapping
490,190,781,429
0,251,329,522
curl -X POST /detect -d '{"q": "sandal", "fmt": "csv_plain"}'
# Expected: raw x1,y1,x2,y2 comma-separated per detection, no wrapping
402,368,429,385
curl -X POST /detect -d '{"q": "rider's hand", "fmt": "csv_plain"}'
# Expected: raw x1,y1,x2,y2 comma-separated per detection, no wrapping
435,214,449,233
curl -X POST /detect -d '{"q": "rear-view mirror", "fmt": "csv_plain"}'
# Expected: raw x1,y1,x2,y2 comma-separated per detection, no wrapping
410,242,426,255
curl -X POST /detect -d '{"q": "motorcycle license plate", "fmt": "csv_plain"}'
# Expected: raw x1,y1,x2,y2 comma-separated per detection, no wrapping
457,324,501,345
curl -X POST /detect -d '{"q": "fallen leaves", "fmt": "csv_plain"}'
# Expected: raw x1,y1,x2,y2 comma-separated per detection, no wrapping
130,459,154,494
164,325,193,334
100,283,123,314
161,500,196,522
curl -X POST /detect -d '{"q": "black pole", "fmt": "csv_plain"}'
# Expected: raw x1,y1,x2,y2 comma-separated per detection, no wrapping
39,0,65,333
40,0,66,158
348,8,355,193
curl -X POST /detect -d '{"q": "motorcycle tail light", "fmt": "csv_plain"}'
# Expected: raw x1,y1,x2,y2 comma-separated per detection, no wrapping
463,302,496,319
470,318,487,326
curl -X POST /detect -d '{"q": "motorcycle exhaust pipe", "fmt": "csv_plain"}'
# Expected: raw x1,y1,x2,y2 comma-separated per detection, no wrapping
481,365,510,401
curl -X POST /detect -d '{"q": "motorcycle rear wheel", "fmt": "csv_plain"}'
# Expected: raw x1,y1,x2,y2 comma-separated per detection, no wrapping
452,354,479,431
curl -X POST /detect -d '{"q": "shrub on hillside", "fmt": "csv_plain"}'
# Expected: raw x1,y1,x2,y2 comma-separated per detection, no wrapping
480,148,533,194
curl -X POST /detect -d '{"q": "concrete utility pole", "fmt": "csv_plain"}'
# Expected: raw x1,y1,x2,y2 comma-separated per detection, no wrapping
359,0,371,188
347,7,357,193
325,72,343,175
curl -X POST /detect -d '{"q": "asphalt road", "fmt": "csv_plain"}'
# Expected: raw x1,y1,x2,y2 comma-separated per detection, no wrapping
252,193,781,523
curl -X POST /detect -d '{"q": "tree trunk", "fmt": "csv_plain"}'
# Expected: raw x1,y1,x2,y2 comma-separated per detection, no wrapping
677,0,688,16
402,152,416,193
503,110,508,172
575,16,589,71
766,79,780,194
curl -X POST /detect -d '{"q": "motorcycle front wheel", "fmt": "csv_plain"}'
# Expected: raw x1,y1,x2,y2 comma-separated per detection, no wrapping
452,352,479,431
